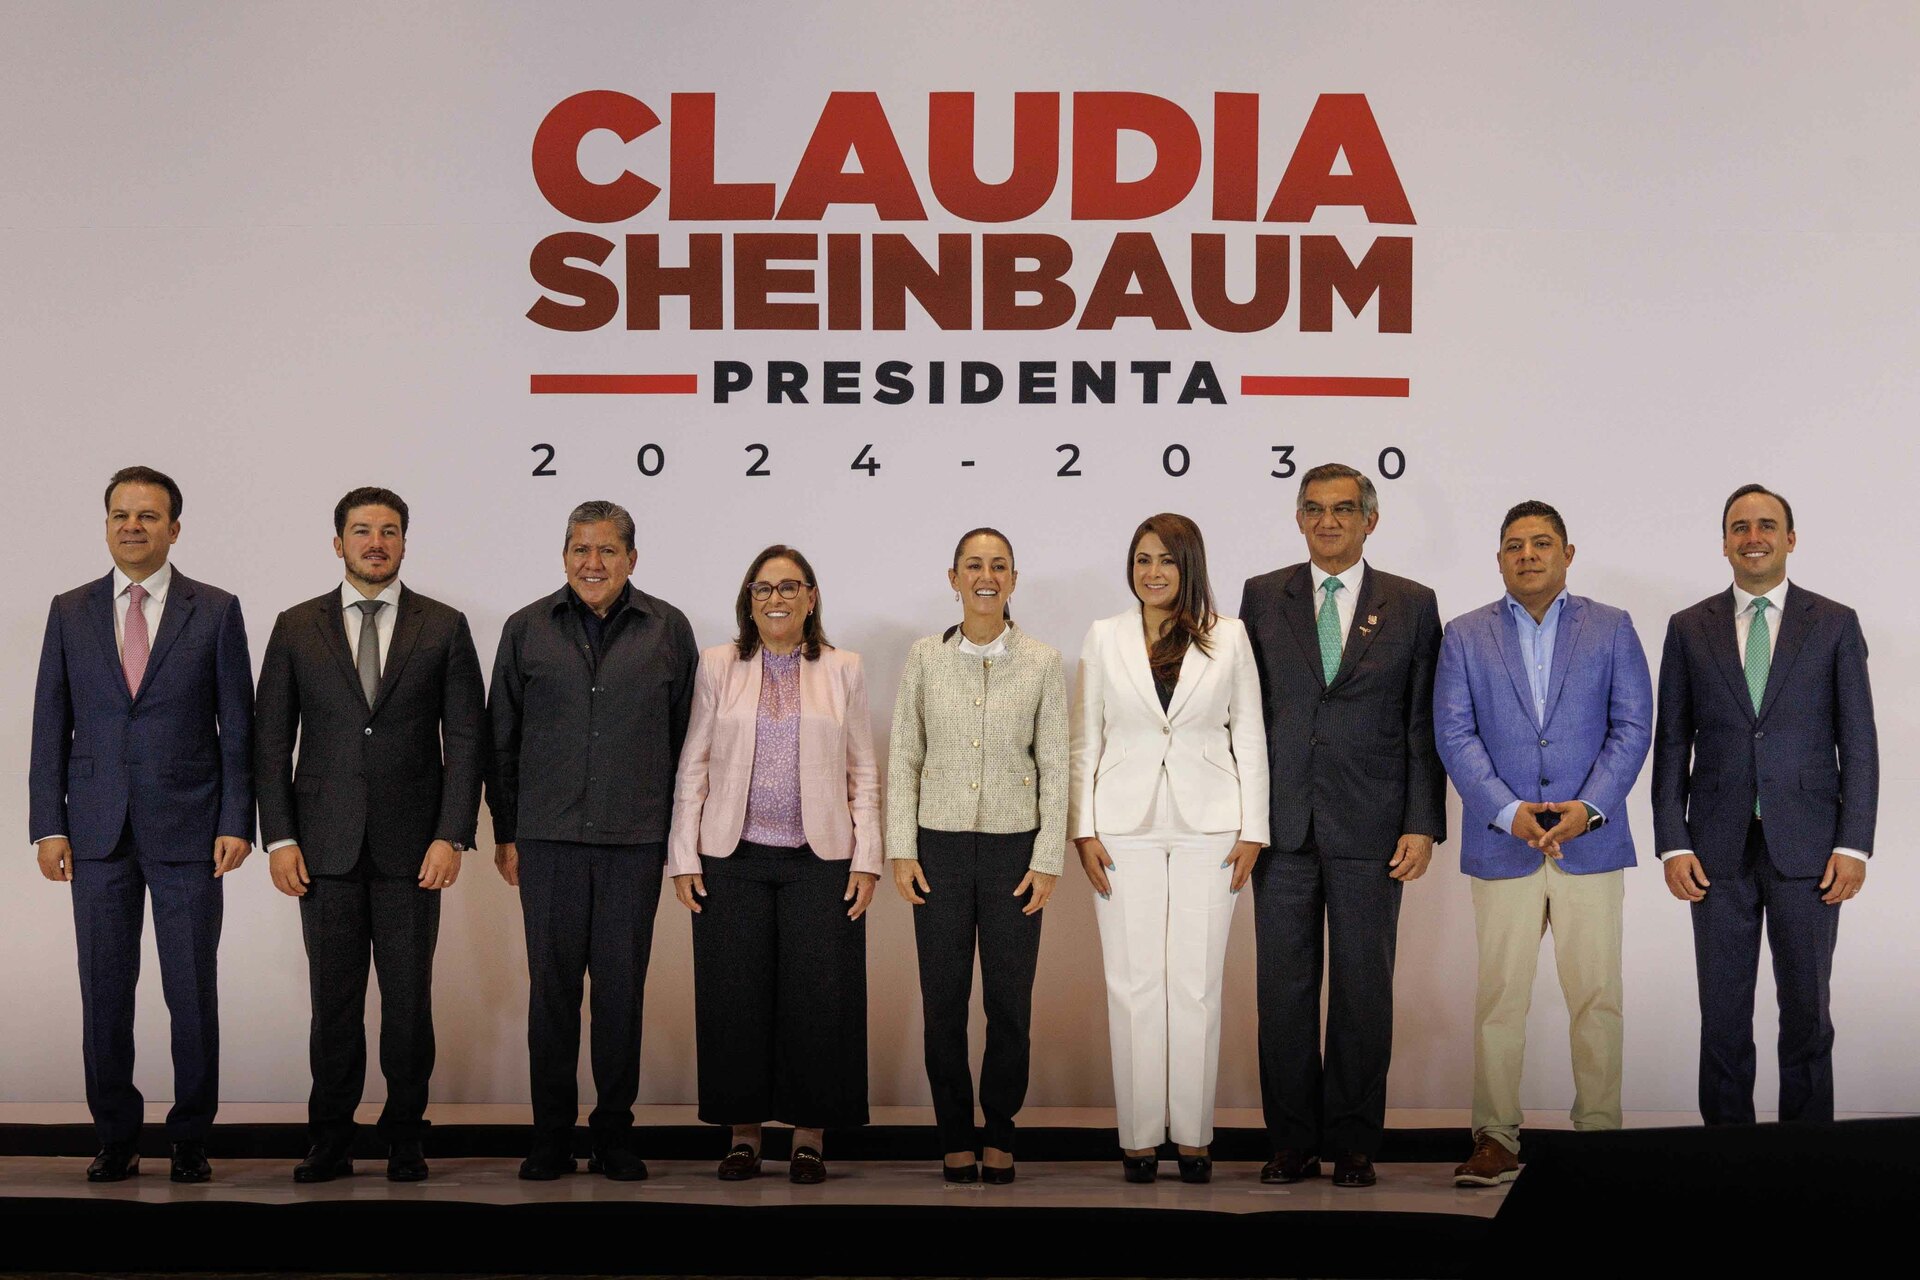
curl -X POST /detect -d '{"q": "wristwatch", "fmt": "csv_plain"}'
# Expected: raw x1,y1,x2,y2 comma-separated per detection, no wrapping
449,841,469,853
1580,803,1606,834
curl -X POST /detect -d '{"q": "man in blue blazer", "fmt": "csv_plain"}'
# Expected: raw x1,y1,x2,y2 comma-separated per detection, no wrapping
29,467,254,1183
1434,501,1652,1186
1653,484,1877,1126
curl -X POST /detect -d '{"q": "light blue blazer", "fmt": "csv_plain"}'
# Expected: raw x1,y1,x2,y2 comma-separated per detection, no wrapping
1433,594,1652,878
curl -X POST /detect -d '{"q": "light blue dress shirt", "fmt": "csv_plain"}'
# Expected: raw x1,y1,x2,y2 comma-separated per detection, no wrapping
1493,590,1584,835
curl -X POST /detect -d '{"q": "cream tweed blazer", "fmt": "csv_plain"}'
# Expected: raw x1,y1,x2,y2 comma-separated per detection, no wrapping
886,626,1069,874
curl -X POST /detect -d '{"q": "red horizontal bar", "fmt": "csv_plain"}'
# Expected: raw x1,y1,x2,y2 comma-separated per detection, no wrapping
1241,376,1409,398
530,374,699,395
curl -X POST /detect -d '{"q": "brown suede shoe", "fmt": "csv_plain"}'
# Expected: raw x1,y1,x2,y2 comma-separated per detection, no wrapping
1453,1135,1520,1187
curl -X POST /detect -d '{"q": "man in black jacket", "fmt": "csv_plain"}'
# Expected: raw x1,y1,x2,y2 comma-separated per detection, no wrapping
488,499,697,1181
1238,462,1447,1188
254,487,486,1183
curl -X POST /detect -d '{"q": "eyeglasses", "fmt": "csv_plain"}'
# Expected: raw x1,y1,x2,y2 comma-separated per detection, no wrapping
1300,502,1364,521
747,579,811,601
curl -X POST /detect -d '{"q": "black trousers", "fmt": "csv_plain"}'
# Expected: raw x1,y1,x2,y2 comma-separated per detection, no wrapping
911,828,1043,1153
691,842,868,1129
1251,833,1403,1158
70,825,223,1144
1693,819,1841,1125
298,849,441,1143
517,839,664,1151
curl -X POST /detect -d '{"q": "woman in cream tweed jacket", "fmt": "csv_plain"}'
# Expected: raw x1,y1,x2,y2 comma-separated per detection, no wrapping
888,527,1067,1185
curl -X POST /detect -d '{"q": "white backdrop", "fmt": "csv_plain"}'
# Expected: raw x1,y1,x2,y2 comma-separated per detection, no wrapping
4,1,1916,1117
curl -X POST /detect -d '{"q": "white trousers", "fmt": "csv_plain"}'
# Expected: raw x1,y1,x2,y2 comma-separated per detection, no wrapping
1093,797,1238,1150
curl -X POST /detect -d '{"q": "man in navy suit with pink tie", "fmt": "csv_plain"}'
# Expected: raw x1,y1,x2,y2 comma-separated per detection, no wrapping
30,467,255,1182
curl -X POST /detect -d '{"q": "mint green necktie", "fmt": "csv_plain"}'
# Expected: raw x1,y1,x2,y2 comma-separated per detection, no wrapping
1746,598,1770,815
1318,577,1345,685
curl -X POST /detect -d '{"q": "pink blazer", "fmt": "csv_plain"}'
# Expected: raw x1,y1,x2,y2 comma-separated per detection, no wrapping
668,643,883,877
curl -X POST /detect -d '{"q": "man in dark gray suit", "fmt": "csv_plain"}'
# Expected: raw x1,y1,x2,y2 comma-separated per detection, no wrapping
1239,462,1447,1188
1653,484,1877,1125
253,487,486,1183
488,500,697,1181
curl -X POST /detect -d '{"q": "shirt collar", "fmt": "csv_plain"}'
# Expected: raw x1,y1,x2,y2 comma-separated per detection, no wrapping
955,623,1012,659
113,562,172,603
1309,559,1364,597
1502,589,1569,625
340,579,403,611
1731,579,1789,617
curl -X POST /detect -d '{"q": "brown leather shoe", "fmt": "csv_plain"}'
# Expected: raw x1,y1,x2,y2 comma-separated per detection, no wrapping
1453,1135,1520,1187
1331,1153,1377,1187
1260,1149,1321,1184
788,1145,827,1185
717,1143,761,1181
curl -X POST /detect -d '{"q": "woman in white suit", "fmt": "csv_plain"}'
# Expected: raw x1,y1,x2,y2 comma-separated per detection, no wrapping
1070,513,1269,1184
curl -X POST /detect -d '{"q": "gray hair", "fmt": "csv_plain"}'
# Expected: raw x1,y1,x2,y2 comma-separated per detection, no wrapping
563,499,636,552
1296,462,1379,520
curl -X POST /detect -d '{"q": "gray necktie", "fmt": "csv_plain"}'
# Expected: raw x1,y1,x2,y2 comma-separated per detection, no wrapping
354,599,385,707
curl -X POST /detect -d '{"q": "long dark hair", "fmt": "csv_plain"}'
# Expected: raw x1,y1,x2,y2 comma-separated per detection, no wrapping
1129,513,1216,683
942,526,1015,642
734,544,829,660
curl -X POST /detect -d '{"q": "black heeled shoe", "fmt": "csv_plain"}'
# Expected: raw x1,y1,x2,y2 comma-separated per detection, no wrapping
1177,1152,1213,1184
943,1162,979,1183
981,1160,1016,1184
1122,1153,1159,1183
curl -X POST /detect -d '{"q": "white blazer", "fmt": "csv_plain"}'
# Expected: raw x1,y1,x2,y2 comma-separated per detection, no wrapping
1069,607,1270,843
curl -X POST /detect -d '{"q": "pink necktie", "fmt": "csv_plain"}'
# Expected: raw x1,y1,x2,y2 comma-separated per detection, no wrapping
123,583,150,697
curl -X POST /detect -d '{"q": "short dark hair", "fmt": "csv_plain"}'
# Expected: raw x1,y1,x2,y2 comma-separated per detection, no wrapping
565,499,636,552
1500,500,1567,545
734,545,830,661
1296,462,1379,519
334,486,410,536
104,466,182,522
1722,483,1794,533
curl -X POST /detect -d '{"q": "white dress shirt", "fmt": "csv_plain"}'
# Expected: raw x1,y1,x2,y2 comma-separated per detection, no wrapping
956,623,1011,661
1659,580,1864,864
342,579,403,667
1308,560,1364,651
113,562,173,655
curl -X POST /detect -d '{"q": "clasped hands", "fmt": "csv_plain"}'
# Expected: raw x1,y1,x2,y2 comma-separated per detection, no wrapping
1510,800,1589,859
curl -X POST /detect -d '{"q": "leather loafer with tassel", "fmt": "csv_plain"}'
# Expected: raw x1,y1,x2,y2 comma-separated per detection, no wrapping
86,1141,140,1183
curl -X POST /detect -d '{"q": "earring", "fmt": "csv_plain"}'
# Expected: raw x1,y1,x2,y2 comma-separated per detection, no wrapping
954,590,962,603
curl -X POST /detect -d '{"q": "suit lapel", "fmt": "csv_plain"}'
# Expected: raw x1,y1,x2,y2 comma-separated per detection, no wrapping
1541,595,1585,727
1119,609,1166,721
87,573,128,701
1330,565,1385,689
369,588,425,716
1756,590,1814,723
136,574,196,701
1164,631,1210,722
1493,601,1539,728
1705,591,1757,723
314,589,362,696
1279,565,1324,675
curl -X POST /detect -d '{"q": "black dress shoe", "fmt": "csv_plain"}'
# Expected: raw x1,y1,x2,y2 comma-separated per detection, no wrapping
788,1145,827,1185
387,1138,429,1183
1331,1152,1378,1188
588,1145,649,1181
293,1137,355,1184
1259,1149,1321,1184
518,1150,578,1181
980,1161,1016,1185
86,1141,140,1183
1122,1154,1159,1184
717,1143,762,1181
170,1140,212,1184
942,1162,979,1183
1177,1152,1213,1184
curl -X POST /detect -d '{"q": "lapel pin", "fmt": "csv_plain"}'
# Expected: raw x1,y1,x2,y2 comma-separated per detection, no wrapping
1358,626,1372,636
1368,614,1378,626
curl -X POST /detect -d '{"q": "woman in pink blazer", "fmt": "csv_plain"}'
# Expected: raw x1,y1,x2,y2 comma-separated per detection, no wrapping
668,545,882,1184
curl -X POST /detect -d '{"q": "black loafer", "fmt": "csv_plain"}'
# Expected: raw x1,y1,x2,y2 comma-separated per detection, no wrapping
588,1146,649,1182
717,1143,762,1181
518,1151,578,1181
788,1145,827,1185
1122,1154,1159,1184
1331,1152,1377,1188
86,1141,140,1183
981,1161,1016,1185
169,1140,212,1184
942,1162,979,1183
1177,1153,1213,1184
1260,1149,1321,1184
293,1138,355,1184
387,1138,428,1183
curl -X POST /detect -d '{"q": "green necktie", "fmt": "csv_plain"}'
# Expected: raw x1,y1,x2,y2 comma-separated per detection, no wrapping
1318,577,1345,685
1746,597,1770,814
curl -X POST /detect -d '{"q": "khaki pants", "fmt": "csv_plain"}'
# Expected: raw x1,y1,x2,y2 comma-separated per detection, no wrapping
1471,860,1624,1154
